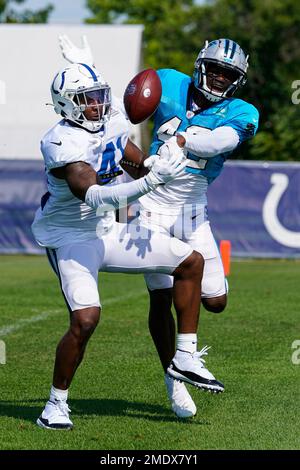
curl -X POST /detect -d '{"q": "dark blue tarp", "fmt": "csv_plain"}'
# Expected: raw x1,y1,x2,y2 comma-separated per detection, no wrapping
0,159,300,257
208,161,300,258
0,159,46,254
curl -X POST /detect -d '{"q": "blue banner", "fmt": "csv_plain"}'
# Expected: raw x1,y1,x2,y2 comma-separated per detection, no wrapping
0,159,300,257
208,161,300,258
0,160,46,254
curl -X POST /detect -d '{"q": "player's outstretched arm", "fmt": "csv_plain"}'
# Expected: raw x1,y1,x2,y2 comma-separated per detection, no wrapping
58,34,95,65
175,126,240,159
53,153,187,211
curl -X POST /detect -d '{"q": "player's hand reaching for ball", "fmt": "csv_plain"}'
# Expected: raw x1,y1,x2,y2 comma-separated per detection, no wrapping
144,148,187,186
143,136,185,171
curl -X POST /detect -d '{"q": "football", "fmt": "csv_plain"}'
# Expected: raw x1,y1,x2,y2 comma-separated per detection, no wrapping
123,68,162,124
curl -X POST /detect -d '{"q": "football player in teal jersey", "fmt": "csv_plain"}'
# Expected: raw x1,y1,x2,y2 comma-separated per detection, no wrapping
138,39,259,418
59,36,259,419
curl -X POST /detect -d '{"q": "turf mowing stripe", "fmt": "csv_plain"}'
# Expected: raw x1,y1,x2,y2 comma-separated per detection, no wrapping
0,310,62,337
0,291,145,338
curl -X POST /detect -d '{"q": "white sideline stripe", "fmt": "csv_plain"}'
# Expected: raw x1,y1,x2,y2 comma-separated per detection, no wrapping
0,291,145,338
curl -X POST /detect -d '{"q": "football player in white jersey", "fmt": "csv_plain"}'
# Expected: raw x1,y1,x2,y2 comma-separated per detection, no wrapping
32,61,225,430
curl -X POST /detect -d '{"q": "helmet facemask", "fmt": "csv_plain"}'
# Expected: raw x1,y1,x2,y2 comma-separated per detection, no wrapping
194,59,246,102
193,39,248,103
67,85,111,132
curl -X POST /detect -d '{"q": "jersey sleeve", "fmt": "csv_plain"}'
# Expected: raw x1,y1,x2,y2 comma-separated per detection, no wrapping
157,68,189,90
41,128,87,171
157,69,171,81
223,101,259,144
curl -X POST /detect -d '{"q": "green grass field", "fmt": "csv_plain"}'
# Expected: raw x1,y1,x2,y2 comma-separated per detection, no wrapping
0,255,299,450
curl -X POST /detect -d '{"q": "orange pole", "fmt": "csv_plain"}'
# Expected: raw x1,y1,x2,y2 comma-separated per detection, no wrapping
220,240,231,276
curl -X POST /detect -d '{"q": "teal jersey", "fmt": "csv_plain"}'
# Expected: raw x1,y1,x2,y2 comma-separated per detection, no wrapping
139,68,259,216
151,69,259,184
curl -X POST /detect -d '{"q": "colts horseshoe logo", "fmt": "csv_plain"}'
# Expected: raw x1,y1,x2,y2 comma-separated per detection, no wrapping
262,173,300,248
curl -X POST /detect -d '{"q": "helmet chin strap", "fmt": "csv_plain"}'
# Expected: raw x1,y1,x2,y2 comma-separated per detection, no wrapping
71,106,104,132
200,88,224,103
67,117,105,134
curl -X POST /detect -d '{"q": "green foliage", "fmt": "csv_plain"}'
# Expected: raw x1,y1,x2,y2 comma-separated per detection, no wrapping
0,0,53,23
86,0,300,161
251,104,300,161
86,0,194,70
190,0,300,161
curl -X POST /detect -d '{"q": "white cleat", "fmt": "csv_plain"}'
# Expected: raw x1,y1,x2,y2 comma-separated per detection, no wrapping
36,399,73,430
165,374,197,418
167,346,224,393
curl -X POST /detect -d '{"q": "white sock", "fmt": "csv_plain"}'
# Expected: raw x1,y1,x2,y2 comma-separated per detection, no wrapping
50,385,68,402
176,333,197,354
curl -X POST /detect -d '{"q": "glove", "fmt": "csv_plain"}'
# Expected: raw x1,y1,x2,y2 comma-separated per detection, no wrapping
143,155,156,170
58,34,95,65
143,136,185,170
145,150,187,186
160,136,185,159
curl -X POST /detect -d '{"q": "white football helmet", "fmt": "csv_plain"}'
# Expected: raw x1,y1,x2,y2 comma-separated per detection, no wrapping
194,38,248,102
51,63,111,132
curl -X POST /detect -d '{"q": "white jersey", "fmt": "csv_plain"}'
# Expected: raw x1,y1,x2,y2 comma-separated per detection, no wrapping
32,98,129,248
139,173,208,216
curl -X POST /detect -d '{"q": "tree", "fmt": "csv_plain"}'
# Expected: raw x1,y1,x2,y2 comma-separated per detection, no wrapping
86,0,300,161
188,0,300,161
0,0,53,23
86,0,196,70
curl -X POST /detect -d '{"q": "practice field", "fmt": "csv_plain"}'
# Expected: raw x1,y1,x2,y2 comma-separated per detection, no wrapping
0,255,299,450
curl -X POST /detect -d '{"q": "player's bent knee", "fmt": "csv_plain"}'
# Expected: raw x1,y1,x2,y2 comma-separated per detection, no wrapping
184,251,204,274
174,251,204,281
202,295,227,314
71,307,100,340
78,319,99,338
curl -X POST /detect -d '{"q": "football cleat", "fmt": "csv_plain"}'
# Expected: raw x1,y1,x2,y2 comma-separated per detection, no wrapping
167,346,224,393
36,399,73,430
165,374,197,418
